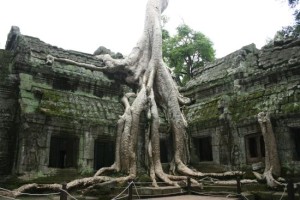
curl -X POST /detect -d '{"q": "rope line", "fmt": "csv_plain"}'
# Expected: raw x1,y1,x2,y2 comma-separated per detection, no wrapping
191,190,250,199
0,187,12,193
111,181,133,200
0,186,79,200
132,181,141,199
60,188,79,200
14,192,60,196
0,194,20,200
191,190,234,197
0,187,59,196
133,190,187,197
113,194,128,200
279,185,287,200
226,193,249,200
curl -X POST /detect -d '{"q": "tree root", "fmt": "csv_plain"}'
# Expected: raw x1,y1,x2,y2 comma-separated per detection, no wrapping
253,167,284,188
1,175,134,198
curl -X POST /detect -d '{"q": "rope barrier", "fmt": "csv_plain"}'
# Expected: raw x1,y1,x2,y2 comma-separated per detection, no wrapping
191,190,235,197
60,188,79,200
0,186,79,200
0,180,295,200
279,185,287,200
0,187,60,196
111,181,133,200
199,176,220,182
113,194,128,200
15,192,60,196
132,190,187,198
225,193,250,200
0,187,12,193
0,194,20,200
132,181,141,199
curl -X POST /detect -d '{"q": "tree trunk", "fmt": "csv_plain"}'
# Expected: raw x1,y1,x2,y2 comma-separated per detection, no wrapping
254,112,282,188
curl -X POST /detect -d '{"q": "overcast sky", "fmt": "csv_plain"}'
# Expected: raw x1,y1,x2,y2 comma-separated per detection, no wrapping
0,0,296,58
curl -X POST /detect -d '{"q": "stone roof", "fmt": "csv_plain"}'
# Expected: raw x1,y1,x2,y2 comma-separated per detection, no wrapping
5,26,125,127
183,37,300,127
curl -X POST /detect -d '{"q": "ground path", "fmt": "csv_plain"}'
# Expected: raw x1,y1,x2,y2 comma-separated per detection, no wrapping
143,194,238,200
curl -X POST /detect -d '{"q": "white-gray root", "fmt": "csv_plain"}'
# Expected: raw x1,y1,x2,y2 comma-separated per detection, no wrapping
254,112,282,188
93,0,203,187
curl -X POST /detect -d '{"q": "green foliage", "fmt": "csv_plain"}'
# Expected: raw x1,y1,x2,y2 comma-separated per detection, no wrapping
288,0,299,8
273,0,300,40
163,24,215,86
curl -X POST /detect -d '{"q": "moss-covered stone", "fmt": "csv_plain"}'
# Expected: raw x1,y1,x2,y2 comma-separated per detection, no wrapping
0,50,13,82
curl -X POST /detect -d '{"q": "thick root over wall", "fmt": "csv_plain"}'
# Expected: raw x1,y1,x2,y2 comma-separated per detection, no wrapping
1,0,246,197
92,0,204,187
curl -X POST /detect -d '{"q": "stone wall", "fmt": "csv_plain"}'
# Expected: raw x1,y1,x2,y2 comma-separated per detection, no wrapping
1,27,127,174
182,38,300,174
0,50,18,174
1,26,300,176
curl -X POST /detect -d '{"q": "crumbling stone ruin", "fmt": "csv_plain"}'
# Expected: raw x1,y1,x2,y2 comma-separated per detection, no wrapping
182,38,300,176
0,26,300,178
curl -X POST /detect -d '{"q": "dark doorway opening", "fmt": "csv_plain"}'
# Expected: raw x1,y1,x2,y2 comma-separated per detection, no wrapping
248,137,258,158
94,140,115,170
291,128,300,161
160,140,169,163
245,134,265,163
193,137,213,162
49,136,79,168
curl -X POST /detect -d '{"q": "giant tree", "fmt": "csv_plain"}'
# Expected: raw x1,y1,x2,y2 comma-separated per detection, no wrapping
2,0,237,197
93,0,203,186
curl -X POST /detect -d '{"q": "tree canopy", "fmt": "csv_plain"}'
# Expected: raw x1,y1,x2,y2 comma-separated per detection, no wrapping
274,0,299,40
162,24,215,86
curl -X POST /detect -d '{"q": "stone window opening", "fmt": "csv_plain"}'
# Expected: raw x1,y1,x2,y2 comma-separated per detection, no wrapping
193,136,213,162
52,77,78,92
48,136,79,168
290,128,300,161
94,139,115,170
245,134,265,163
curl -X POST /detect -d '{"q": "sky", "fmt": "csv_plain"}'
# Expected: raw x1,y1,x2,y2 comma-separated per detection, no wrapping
0,0,296,58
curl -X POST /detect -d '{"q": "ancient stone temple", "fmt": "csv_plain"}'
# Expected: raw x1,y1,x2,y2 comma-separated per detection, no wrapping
182,39,300,174
0,26,300,176
0,27,125,175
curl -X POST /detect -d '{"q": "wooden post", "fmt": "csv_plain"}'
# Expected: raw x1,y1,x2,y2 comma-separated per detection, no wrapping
297,184,300,198
236,175,243,200
60,182,67,200
297,183,300,199
128,180,133,200
287,179,295,200
236,175,241,194
187,176,191,194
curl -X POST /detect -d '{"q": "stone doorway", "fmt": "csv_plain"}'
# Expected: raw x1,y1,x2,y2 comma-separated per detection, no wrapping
48,136,79,168
291,128,300,161
160,139,169,163
94,140,115,170
245,134,265,163
193,136,213,162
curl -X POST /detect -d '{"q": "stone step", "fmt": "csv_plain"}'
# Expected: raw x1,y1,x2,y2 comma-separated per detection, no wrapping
133,186,187,198
45,168,79,183
50,168,78,176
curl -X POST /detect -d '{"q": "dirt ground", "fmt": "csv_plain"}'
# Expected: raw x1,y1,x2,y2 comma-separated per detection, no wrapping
144,194,238,200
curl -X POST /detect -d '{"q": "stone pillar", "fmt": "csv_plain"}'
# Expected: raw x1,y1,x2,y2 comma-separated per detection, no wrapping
39,126,52,173
80,131,94,170
83,132,95,168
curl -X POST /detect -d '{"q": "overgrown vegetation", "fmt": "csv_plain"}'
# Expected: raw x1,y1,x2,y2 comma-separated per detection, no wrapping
162,23,215,86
